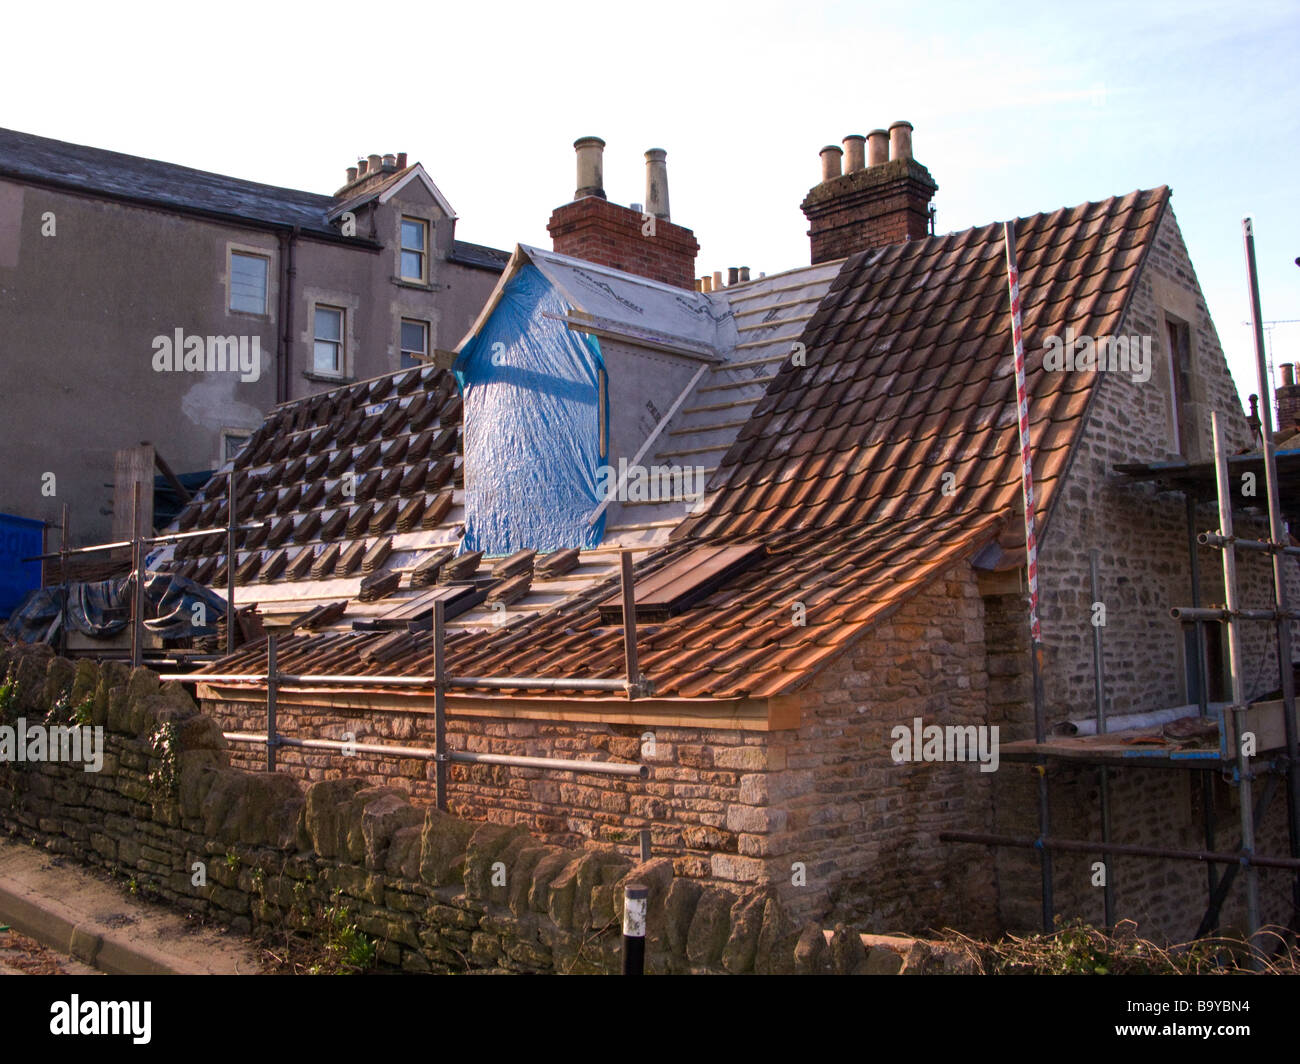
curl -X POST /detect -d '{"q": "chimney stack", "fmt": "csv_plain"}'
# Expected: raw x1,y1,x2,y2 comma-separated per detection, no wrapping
1277,363,1300,431
548,137,700,290
645,148,670,220
574,136,606,199
801,120,938,264
842,134,866,173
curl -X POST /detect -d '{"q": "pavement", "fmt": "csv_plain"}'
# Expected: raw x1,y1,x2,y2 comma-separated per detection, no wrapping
0,839,264,975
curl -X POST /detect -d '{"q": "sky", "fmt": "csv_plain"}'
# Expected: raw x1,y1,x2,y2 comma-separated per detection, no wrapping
6,0,1299,410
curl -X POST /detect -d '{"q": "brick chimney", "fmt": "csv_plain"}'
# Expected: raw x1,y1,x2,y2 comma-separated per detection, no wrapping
334,152,408,198
547,137,700,290
1277,363,1300,432
800,120,938,264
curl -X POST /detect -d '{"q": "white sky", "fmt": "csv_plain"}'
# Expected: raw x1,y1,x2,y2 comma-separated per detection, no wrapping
7,0,1299,410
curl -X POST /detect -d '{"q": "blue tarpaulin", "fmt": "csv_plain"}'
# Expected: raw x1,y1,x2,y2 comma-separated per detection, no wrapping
0,514,42,619
453,263,608,555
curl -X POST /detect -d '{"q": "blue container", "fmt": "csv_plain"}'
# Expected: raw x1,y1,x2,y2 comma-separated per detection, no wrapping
0,513,43,618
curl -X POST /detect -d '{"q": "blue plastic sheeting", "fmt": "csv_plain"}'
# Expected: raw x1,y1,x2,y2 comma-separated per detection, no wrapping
3,572,227,645
454,263,608,555
0,514,43,619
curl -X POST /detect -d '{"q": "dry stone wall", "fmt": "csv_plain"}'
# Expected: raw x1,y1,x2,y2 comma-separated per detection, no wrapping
0,644,966,974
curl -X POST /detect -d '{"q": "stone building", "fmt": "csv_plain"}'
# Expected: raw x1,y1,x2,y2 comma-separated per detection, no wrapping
0,128,506,545
141,127,1299,939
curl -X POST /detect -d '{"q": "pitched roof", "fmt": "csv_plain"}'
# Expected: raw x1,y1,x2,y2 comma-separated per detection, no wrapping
0,127,506,270
676,186,1170,543
457,245,728,358
0,127,347,240
188,187,1170,701
326,163,457,222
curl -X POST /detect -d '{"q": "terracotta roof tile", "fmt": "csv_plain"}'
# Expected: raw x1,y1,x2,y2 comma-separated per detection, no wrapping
189,187,1169,701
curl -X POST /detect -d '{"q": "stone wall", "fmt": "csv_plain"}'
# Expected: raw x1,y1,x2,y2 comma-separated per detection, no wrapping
201,561,996,933
986,205,1300,939
0,643,964,974
757,565,998,935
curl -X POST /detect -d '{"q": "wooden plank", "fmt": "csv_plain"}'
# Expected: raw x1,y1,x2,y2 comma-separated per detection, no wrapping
112,444,154,540
197,684,784,730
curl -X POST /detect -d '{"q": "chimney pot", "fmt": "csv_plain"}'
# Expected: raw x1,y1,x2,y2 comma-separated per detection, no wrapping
842,134,866,172
1282,363,1296,388
645,148,671,221
573,136,606,200
701,275,713,293
713,270,723,291
368,153,382,174
396,152,407,169
820,144,844,183
888,121,914,161
346,166,358,184
728,267,739,286
357,158,369,176
739,266,751,282
867,129,889,166
382,153,397,171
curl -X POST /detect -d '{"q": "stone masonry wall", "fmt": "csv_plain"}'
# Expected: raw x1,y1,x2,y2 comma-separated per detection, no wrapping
986,205,1300,939
1,643,966,974
203,562,996,935
757,564,998,935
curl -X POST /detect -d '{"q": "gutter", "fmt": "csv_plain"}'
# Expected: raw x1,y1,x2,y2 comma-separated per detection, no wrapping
277,227,299,404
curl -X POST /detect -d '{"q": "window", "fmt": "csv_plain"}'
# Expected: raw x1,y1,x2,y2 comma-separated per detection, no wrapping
400,217,427,281
400,319,429,369
230,252,269,314
1166,317,1196,455
314,306,344,375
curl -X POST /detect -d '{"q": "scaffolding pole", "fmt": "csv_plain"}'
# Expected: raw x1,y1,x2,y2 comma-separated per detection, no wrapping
1187,489,1219,905
1244,216,1300,928
1089,549,1116,929
226,471,237,655
130,482,144,669
433,599,448,811
1213,410,1261,944
58,504,69,659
